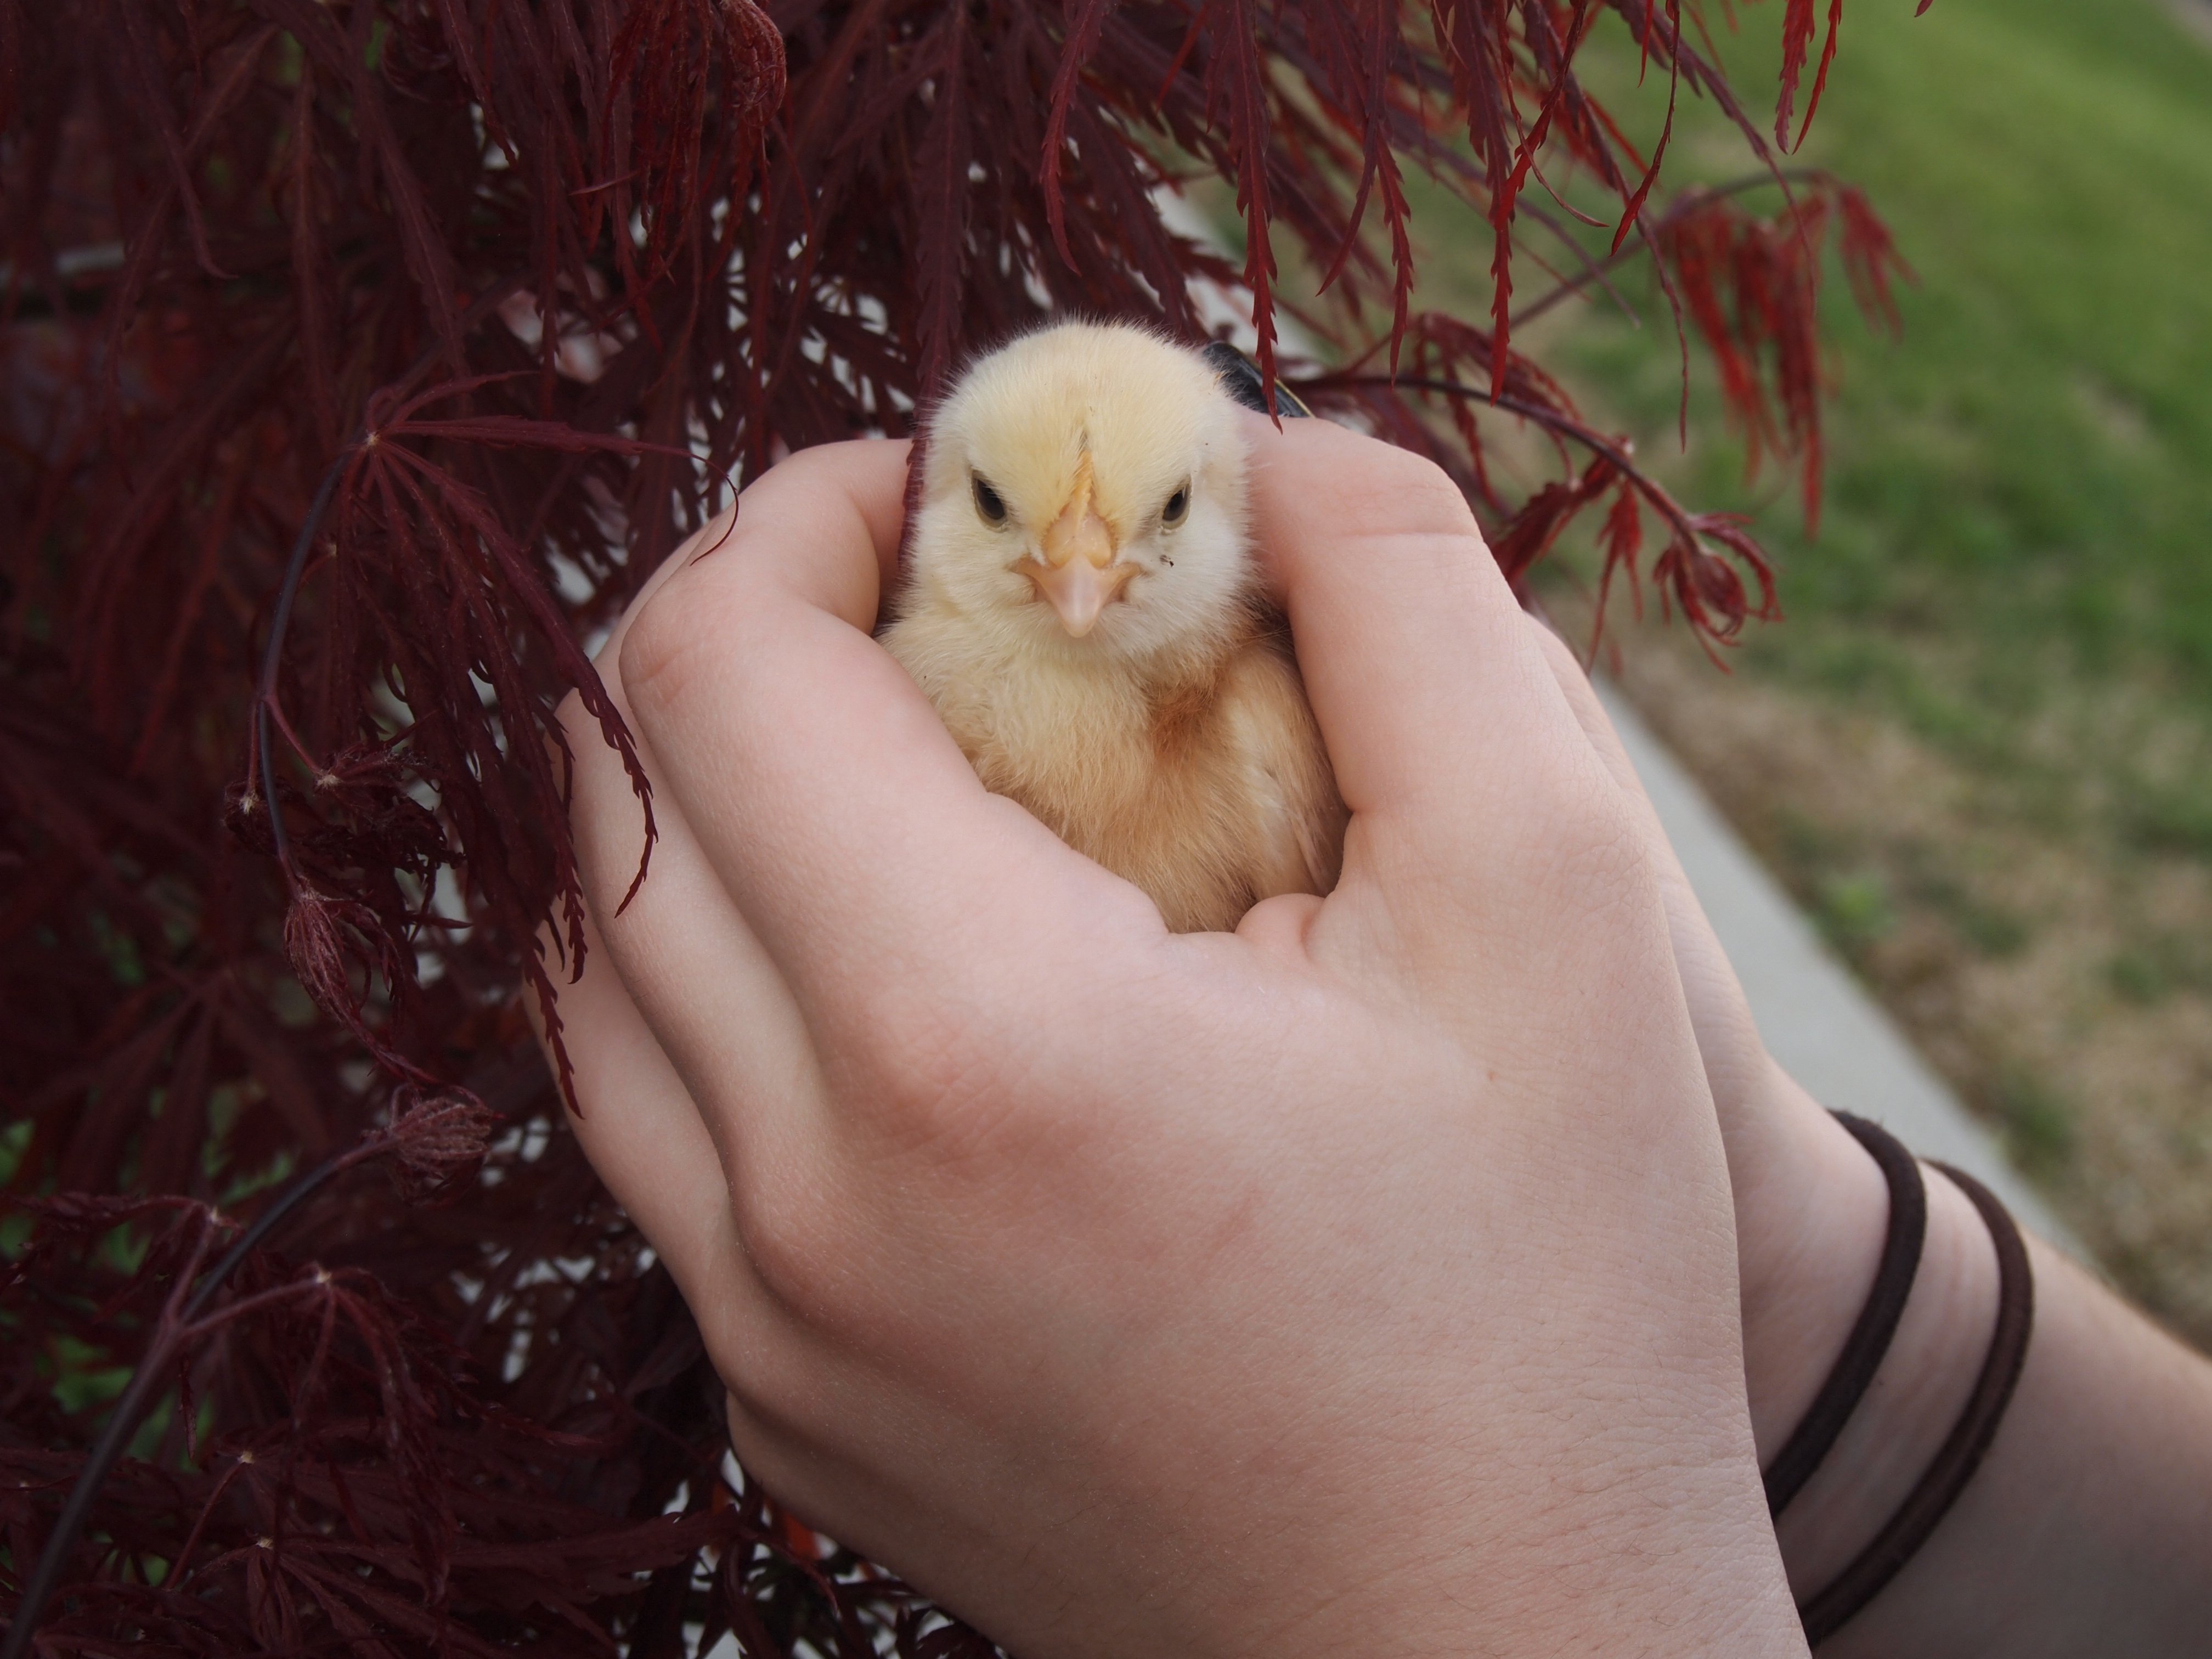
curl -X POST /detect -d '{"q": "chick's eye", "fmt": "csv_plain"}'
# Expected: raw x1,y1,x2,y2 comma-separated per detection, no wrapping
1162,485,1190,527
972,476,1007,525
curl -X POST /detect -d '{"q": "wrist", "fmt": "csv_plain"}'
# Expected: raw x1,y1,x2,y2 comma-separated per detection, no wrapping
1745,1127,2002,1602
1289,1441,1806,1656
1726,1063,2013,1605
1728,1066,2212,1658
1731,1060,1895,1461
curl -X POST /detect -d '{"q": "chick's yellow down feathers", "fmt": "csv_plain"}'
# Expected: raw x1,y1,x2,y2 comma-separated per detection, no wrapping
882,321,1347,933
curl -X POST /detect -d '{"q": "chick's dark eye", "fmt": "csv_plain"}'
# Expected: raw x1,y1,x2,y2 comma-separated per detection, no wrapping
1163,485,1190,527
972,476,1007,525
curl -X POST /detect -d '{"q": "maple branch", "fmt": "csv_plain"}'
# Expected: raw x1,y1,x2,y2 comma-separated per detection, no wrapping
249,280,535,887
1,1141,382,1659
251,452,346,884
1299,371,1705,549
1515,198,1645,326
0,1096,494,1659
1510,167,1839,328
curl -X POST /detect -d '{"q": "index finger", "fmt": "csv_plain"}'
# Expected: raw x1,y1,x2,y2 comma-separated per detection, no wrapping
1240,415,1635,958
616,440,1158,1060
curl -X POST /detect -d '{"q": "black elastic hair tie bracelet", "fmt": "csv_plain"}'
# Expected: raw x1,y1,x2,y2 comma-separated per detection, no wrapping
1764,1110,1930,1519
1797,1160,2035,1645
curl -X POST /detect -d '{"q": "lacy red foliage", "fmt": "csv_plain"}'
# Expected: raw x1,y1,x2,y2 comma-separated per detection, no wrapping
1,1,1909,1651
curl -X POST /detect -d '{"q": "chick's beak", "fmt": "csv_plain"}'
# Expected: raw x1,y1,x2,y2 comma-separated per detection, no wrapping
1028,455,1133,637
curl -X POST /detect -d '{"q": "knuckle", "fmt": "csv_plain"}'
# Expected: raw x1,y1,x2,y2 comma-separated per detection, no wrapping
727,1154,853,1324
840,975,1014,1152
1521,611,1585,682
1509,746,1639,862
716,1338,830,1453
1512,783,1655,928
1406,767,1649,939
720,1006,1025,1316
1336,444,1479,540
617,567,720,710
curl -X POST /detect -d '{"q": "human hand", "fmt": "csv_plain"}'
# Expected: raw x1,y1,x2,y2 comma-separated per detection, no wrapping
1511,620,1994,1590
1522,623,2212,1659
536,424,1805,1656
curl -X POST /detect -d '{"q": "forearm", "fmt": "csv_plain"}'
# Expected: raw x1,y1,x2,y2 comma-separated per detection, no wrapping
1816,1235,2212,1657
1739,1065,2212,1655
1539,629,2212,1647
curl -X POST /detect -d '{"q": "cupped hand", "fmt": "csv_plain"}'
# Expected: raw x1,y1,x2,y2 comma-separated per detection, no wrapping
537,424,1805,1656
1513,618,2016,1600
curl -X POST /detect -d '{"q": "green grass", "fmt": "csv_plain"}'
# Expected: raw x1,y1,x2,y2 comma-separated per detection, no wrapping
1372,0,2212,1333
1412,0,2212,795
1748,0,2212,698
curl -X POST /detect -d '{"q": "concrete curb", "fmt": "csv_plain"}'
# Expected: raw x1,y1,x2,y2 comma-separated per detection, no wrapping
1598,681,2079,1254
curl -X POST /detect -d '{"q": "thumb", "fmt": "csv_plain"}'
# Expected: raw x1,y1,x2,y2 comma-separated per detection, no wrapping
1241,413,1637,979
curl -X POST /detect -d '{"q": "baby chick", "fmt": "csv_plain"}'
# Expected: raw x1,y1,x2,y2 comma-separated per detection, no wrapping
882,321,1346,933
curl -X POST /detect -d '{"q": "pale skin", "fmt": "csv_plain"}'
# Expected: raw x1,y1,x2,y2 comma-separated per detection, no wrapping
537,417,2212,1654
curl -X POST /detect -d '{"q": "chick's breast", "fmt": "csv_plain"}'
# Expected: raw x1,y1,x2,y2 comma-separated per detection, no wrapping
882,321,1346,932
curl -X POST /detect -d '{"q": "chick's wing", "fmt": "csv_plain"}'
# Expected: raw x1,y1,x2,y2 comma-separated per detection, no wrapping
1218,629,1347,903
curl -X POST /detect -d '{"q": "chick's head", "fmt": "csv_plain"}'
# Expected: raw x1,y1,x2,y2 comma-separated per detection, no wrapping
906,321,1251,662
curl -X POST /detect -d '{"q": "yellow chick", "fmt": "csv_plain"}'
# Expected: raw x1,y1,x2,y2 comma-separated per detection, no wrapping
882,321,1347,933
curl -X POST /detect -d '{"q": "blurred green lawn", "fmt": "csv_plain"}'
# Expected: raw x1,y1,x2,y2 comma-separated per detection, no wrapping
1489,0,2212,842
1407,0,2211,774
1774,0,2212,710
1403,0,2212,1329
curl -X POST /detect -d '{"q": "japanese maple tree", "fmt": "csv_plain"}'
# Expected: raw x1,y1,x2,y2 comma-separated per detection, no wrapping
0,1,1905,1651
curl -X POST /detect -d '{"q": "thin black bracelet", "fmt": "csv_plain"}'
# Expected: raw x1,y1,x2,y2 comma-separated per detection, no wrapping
1798,1160,2036,1646
1764,1111,1929,1519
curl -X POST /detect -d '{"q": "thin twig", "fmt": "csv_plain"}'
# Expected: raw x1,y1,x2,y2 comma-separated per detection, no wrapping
247,277,531,884
252,454,347,881
1515,199,1643,328
1510,167,1835,329
1300,371,1706,548
0,1135,396,1659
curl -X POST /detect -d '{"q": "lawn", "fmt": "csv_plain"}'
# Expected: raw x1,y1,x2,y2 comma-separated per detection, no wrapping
1559,0,2212,729
1404,0,2212,1341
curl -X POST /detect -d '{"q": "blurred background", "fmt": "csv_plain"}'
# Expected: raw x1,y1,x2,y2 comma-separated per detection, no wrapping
1421,0,2212,1346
